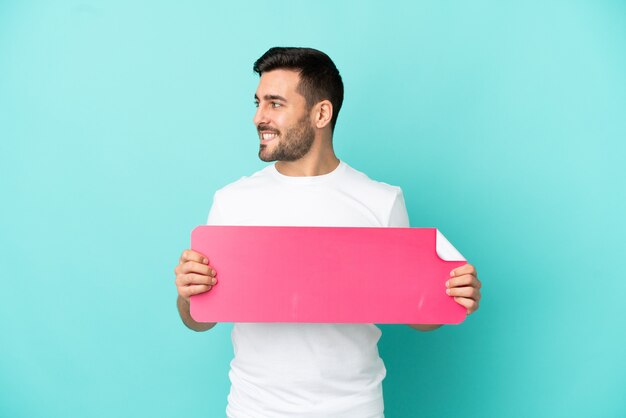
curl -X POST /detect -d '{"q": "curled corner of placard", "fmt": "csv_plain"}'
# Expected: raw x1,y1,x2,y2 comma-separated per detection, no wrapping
435,229,466,261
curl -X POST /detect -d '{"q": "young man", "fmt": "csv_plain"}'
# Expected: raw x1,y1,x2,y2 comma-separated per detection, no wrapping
174,47,482,417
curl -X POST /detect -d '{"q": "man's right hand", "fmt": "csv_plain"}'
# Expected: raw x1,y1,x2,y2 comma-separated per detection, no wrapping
174,249,218,303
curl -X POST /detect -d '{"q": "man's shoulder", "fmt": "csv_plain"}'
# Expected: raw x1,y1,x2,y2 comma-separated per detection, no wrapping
215,165,275,196
341,162,403,197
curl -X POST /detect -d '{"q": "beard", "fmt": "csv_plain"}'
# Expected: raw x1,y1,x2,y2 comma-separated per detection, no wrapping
258,114,315,162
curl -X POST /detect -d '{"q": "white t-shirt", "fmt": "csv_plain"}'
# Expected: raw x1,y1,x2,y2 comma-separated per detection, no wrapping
207,161,410,418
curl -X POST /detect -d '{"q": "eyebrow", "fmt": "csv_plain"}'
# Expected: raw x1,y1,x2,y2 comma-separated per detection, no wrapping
254,94,288,102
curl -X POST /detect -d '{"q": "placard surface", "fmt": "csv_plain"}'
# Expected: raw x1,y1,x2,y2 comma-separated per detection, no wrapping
190,226,467,324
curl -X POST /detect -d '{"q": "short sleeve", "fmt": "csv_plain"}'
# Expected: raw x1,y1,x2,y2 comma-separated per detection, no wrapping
206,191,224,225
387,189,410,227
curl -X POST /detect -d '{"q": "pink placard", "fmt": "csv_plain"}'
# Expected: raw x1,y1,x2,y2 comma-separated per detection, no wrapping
190,226,467,324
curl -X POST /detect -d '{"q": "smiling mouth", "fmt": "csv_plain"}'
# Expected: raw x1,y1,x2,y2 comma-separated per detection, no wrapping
258,128,279,143
261,132,277,141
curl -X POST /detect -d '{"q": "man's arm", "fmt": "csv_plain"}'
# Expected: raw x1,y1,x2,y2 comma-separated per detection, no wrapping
174,249,218,332
177,295,216,332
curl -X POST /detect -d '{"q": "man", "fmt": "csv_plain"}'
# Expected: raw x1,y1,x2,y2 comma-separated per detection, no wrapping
174,47,482,417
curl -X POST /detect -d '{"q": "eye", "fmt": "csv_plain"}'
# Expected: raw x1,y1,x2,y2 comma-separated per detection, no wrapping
254,101,259,108
271,102,282,109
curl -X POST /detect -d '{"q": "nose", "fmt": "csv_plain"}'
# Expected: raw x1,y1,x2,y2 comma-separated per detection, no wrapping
253,105,267,127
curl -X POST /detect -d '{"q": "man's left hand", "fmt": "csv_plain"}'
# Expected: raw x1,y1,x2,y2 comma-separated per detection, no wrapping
446,264,482,315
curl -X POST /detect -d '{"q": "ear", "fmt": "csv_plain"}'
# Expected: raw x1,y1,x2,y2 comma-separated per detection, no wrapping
313,100,333,129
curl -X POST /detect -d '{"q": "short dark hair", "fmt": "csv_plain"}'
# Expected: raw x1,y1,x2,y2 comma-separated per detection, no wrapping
253,47,344,131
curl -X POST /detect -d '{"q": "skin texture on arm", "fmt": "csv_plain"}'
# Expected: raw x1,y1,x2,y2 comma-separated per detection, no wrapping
407,263,482,332
174,249,219,332
177,295,216,332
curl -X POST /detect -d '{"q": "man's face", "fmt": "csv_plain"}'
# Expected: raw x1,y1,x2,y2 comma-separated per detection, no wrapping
254,69,315,162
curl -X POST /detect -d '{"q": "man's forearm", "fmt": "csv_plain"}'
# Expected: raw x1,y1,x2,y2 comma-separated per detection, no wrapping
408,324,443,332
177,296,217,332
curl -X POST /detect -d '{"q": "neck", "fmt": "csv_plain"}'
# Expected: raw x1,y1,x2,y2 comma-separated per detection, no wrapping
275,134,339,177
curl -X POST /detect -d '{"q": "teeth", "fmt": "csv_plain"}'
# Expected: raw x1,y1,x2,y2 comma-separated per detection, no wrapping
262,133,277,140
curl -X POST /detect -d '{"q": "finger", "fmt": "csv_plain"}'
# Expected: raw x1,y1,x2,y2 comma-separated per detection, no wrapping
176,261,209,276
180,249,209,265
179,284,213,299
450,263,476,278
446,286,480,300
453,297,479,315
446,274,480,289
176,273,217,287
180,261,216,277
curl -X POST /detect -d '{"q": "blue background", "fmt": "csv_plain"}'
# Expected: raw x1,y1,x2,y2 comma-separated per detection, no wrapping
1,1,625,417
